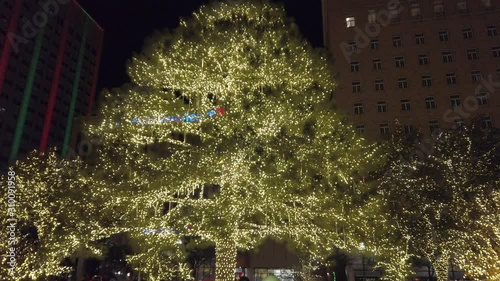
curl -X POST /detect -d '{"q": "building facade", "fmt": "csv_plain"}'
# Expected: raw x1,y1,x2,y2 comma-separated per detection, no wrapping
322,0,500,139
0,0,103,170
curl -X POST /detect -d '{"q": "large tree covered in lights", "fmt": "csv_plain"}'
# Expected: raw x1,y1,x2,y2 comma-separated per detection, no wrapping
380,126,500,281
87,1,385,281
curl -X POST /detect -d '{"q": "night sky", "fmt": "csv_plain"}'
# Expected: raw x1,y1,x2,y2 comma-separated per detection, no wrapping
78,0,324,93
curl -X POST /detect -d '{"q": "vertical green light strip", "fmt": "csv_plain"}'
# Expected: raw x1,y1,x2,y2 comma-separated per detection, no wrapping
61,20,88,157
9,27,46,161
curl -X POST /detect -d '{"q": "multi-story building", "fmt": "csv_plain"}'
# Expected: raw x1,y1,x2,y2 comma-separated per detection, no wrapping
0,0,103,170
322,0,500,139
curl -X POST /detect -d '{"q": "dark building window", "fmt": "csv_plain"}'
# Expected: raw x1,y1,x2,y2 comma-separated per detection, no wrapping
425,97,436,109
462,28,473,39
377,101,387,113
354,103,363,115
392,36,402,47
401,99,411,111
415,33,425,44
439,31,449,42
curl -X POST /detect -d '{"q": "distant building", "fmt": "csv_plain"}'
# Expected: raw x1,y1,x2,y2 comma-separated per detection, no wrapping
0,0,103,170
322,0,500,139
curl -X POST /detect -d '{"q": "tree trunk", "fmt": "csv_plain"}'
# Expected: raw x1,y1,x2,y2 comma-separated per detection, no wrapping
215,238,237,281
76,256,85,281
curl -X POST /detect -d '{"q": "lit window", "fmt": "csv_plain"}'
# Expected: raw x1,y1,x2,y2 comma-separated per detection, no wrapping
350,61,360,72
429,120,440,132
481,0,491,8
446,73,458,85
352,81,361,93
457,1,468,12
401,99,411,111
368,10,377,24
487,25,497,36
450,95,461,108
392,36,402,47
355,125,365,134
370,39,379,49
415,33,425,44
377,101,387,113
434,0,445,15
373,58,382,70
354,103,363,114
425,97,436,109
439,31,449,42
442,51,453,63
395,56,405,68
462,28,473,39
411,4,421,17
419,54,429,65
398,78,408,89
481,116,493,129
467,49,478,60
380,123,390,135
346,16,355,28
375,79,384,91
476,92,488,105
471,70,482,82
422,75,432,87
493,47,500,58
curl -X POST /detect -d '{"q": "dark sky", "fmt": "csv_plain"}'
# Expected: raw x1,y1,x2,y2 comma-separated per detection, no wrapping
78,0,324,92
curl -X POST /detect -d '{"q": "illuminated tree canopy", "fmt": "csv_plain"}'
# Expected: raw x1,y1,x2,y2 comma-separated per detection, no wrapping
86,1,385,281
380,125,500,281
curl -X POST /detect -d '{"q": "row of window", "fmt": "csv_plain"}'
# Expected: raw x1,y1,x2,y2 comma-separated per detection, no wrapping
346,0,493,28
353,94,489,115
356,117,493,136
351,71,485,92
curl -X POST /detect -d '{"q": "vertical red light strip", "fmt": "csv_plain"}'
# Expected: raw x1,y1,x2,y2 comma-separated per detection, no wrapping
39,4,74,152
0,0,24,96
87,29,104,115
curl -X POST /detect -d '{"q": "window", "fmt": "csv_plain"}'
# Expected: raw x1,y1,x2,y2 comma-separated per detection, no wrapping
370,39,379,49
450,95,461,107
377,101,387,113
404,125,414,134
457,1,468,12
493,47,500,58
455,117,465,127
439,31,449,42
434,0,445,15
354,103,363,114
355,125,365,134
477,92,488,105
352,81,361,93
346,16,355,28
442,52,453,62
429,120,440,132
471,70,482,82
375,79,385,91
487,25,497,36
425,97,436,109
368,10,377,24
481,116,493,129
411,3,421,17
446,73,458,85
419,54,429,65
393,36,402,47
401,99,411,111
467,49,478,60
373,58,382,70
395,56,405,68
350,61,360,72
422,75,432,87
398,78,408,88
348,41,357,52
380,123,390,135
481,0,491,8
462,28,473,39
415,33,425,44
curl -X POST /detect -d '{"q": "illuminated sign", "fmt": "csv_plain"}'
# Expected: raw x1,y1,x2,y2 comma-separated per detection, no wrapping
132,107,225,125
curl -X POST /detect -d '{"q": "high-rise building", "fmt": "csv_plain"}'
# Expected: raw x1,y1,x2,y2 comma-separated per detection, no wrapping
0,0,103,169
322,0,500,139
